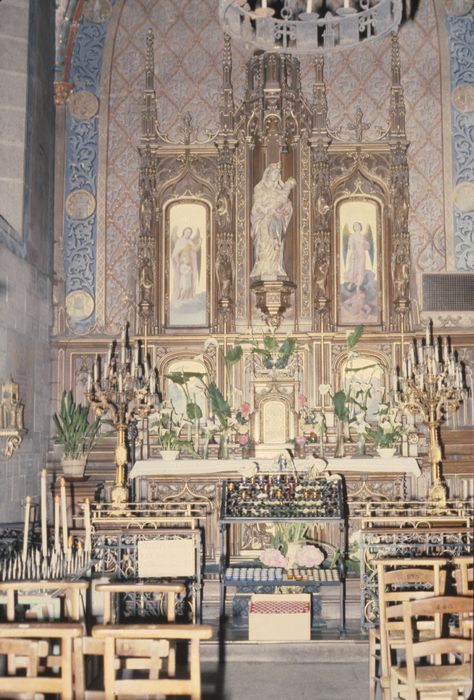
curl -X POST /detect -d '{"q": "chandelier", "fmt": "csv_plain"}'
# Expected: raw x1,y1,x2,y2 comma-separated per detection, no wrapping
219,0,403,53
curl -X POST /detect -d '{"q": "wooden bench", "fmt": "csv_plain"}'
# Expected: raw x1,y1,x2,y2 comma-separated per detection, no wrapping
90,623,213,700
0,580,89,622
0,622,84,699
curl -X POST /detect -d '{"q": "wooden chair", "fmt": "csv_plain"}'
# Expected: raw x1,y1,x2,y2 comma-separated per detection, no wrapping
453,556,473,595
95,581,185,625
90,623,213,700
0,622,83,699
0,580,89,622
391,596,473,700
95,581,186,677
369,558,448,700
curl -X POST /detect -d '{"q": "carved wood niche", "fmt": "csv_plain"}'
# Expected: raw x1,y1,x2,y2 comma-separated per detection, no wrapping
136,30,411,336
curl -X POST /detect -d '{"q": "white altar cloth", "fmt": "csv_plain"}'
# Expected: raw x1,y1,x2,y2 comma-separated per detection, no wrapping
130,456,421,479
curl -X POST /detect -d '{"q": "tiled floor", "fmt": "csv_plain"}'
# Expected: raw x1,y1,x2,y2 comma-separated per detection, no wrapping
201,660,369,699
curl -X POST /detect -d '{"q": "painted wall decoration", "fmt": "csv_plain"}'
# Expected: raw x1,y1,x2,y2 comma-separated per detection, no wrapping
447,9,474,271
336,198,381,326
167,200,209,328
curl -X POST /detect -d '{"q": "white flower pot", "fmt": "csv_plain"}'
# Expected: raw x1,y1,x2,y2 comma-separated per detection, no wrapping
377,447,396,459
61,455,87,478
160,449,180,461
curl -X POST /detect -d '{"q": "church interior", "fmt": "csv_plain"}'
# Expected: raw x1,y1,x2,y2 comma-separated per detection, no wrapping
0,0,473,697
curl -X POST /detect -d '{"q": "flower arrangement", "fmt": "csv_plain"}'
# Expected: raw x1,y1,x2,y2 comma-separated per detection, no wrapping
259,523,325,570
365,402,405,448
150,401,195,454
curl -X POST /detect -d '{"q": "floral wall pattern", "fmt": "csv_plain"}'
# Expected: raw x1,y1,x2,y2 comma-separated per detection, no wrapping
448,11,474,271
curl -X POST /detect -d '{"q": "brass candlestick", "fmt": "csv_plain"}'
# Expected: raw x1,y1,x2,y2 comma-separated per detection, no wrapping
85,327,159,507
394,320,464,509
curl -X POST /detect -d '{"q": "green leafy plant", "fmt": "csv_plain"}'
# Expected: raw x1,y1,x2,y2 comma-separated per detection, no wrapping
166,343,243,432
251,332,298,370
53,391,101,460
271,523,308,555
150,402,196,455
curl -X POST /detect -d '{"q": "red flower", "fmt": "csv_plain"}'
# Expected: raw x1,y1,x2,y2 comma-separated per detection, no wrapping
297,393,306,408
237,433,249,446
239,402,251,416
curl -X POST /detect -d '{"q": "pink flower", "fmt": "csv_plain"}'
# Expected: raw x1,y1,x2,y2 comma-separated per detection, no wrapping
239,402,252,416
260,548,289,568
294,545,325,568
295,435,307,445
297,393,307,407
237,433,249,446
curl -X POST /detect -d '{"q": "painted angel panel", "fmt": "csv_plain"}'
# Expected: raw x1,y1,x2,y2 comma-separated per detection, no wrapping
338,199,381,325
167,200,208,327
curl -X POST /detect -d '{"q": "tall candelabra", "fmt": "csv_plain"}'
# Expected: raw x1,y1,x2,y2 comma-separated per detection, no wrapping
85,327,159,507
394,320,465,508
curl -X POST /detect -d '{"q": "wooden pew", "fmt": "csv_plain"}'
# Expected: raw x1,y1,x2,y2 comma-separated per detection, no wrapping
91,623,213,700
0,622,84,699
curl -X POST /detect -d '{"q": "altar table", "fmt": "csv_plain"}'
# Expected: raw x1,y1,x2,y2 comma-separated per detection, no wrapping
129,457,421,561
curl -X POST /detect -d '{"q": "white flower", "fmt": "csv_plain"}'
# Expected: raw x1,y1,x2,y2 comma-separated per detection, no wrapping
354,412,369,433
203,337,219,351
319,383,332,396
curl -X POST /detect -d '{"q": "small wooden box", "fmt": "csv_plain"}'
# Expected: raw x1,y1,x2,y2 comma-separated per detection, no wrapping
248,593,311,641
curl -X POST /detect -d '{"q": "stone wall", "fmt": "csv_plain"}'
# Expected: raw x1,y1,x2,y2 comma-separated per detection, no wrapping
0,1,55,522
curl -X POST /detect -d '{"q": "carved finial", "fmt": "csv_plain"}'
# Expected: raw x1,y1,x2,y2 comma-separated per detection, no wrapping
220,34,234,132
312,55,327,135
389,31,406,139
223,33,232,81
145,29,155,91
391,31,401,86
314,55,324,84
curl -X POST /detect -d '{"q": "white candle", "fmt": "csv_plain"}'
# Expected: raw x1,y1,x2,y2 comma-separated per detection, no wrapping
121,341,126,364
306,0,312,12
83,498,92,553
118,373,123,393
41,469,48,557
442,338,448,362
131,360,136,378
426,322,430,346
54,495,60,552
344,0,350,8
22,496,31,561
87,372,92,392
150,371,156,395
60,478,68,555
262,0,267,7
93,357,99,381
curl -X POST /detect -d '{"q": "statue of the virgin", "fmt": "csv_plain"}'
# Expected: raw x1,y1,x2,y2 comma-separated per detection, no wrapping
250,163,296,280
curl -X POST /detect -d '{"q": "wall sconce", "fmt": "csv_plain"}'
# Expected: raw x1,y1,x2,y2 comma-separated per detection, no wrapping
0,377,26,459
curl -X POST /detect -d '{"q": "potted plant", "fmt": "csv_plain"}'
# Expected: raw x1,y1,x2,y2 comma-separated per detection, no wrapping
151,402,196,460
53,391,101,478
366,403,404,458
